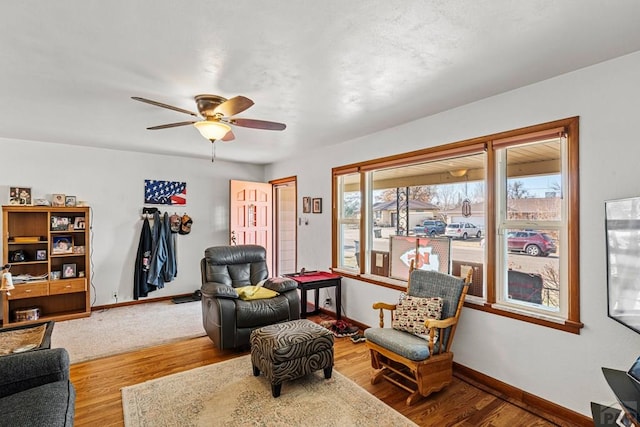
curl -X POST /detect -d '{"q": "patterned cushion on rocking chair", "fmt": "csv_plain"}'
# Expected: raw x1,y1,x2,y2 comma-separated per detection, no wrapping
364,327,439,361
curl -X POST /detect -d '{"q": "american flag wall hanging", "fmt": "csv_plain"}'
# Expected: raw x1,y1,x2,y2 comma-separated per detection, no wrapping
144,180,187,205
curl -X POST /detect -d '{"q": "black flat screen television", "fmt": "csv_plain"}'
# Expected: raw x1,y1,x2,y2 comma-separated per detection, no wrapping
605,196,640,334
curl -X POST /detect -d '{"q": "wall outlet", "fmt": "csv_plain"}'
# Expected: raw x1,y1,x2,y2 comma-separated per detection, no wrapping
324,297,332,306
112,291,118,299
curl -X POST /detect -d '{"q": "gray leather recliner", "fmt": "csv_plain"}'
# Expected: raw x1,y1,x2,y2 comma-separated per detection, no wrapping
200,245,300,350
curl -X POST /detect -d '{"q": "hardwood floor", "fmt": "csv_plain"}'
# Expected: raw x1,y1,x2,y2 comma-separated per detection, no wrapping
70,321,573,427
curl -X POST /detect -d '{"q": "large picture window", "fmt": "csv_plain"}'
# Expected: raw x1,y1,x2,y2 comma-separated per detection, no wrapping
494,130,567,320
335,172,361,270
332,117,581,333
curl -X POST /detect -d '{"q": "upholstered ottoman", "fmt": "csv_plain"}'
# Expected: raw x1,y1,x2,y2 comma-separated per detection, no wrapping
250,319,334,397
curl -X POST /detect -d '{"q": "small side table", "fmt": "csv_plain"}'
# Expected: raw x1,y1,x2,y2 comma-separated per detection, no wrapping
285,272,342,320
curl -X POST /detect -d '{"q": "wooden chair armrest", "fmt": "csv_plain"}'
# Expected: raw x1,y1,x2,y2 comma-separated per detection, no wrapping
422,317,459,353
372,302,396,310
425,316,457,329
372,302,397,328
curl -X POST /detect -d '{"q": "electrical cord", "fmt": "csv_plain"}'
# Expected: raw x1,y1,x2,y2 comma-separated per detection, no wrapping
89,205,97,307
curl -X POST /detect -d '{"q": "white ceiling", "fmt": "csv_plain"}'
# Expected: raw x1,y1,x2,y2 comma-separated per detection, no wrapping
2,1,640,165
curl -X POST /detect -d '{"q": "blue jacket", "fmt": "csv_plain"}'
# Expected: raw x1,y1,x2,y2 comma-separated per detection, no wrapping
163,212,177,282
147,211,168,288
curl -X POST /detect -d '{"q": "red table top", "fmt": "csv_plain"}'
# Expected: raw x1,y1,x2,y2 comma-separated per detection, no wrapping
287,271,341,283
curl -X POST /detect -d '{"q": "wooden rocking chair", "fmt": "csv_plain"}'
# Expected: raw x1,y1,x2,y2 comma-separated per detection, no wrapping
363,264,472,405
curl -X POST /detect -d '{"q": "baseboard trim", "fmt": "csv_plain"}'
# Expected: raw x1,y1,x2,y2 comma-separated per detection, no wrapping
453,362,592,426
92,293,193,311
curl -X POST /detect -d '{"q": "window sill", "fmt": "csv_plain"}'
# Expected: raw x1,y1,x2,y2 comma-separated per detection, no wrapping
463,300,584,334
491,302,564,324
332,267,584,334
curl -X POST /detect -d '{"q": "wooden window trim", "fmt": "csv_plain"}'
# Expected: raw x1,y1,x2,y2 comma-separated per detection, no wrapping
331,117,582,334
333,141,487,176
492,127,566,149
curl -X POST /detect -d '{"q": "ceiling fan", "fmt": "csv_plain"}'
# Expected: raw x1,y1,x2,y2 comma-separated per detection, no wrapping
131,94,286,143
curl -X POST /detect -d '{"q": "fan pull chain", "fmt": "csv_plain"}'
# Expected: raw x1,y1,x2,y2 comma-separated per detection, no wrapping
211,140,216,163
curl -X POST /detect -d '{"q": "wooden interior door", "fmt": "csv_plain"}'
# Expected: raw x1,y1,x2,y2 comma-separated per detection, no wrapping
229,180,273,269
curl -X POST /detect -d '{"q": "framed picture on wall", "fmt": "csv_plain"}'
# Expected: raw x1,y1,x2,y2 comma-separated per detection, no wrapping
312,198,322,214
302,197,311,213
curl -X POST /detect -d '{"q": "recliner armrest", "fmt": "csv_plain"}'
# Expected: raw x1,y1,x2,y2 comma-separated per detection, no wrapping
264,277,298,293
201,282,239,299
0,348,70,398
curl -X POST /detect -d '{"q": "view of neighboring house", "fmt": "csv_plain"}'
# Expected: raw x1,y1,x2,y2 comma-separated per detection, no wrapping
373,199,439,228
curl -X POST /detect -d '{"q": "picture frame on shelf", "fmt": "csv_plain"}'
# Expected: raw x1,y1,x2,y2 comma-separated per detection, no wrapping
52,194,65,207
72,245,85,254
51,216,70,231
312,198,322,214
36,249,47,260
50,271,61,280
9,187,32,205
52,235,73,254
302,197,311,213
73,216,86,230
65,196,77,207
62,263,77,279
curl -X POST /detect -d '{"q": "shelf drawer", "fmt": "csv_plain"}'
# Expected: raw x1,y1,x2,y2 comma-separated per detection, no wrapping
8,282,49,299
49,278,86,295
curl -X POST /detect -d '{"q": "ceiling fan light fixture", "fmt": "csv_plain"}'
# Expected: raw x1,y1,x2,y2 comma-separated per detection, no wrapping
449,168,468,177
194,120,231,141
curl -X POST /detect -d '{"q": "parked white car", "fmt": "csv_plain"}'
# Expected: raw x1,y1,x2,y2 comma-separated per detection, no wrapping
444,222,483,239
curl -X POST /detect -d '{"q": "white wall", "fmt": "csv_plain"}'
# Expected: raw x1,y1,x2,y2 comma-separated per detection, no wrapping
265,50,640,416
0,139,264,307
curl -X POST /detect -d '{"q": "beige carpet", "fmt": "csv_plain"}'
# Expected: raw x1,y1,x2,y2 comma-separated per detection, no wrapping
51,300,205,363
122,354,417,427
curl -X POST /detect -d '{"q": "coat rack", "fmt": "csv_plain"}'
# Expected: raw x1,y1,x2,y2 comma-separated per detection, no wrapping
141,207,159,220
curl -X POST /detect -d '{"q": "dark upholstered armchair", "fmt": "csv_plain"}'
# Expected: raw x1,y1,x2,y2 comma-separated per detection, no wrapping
200,245,300,350
0,348,75,426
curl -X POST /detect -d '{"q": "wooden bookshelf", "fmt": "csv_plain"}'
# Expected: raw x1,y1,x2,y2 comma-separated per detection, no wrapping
2,205,91,327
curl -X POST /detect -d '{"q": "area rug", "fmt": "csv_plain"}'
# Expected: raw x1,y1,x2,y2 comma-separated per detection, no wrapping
51,300,205,364
121,354,417,427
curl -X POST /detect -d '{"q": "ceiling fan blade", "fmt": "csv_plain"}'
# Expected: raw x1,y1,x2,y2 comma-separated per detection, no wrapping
221,130,236,142
230,118,286,131
213,96,254,117
132,97,199,117
147,121,196,130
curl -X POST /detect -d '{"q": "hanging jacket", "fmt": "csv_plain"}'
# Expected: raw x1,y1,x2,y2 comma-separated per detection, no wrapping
162,212,177,282
134,217,155,299
147,211,167,289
